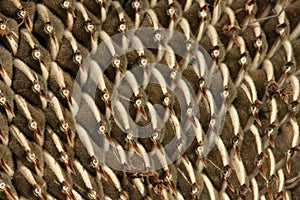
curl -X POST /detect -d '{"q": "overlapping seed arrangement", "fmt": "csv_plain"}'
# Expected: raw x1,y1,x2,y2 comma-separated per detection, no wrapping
0,0,300,199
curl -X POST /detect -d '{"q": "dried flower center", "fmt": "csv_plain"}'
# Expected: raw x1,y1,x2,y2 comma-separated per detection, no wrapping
154,32,163,41
238,184,248,196
186,41,192,51
198,77,206,88
287,148,295,157
61,88,70,97
239,56,247,65
85,21,95,33
231,136,240,145
32,49,41,60
170,71,177,79
167,7,176,16
29,121,38,130
113,57,121,66
18,8,27,18
62,184,70,193
103,93,110,101
277,23,287,35
27,152,36,163
221,166,230,177
44,23,53,34
99,125,106,133
186,107,193,117
74,50,82,64
0,96,6,105
62,0,71,9
88,189,97,199
152,132,159,140
127,133,133,140
33,187,42,197
197,146,204,154
33,83,41,92
132,1,140,9
118,21,127,32
199,9,207,19
135,99,142,106
0,23,6,30
223,86,229,98
210,119,216,126
163,96,170,105
140,57,147,66
191,186,198,194
0,183,5,190
61,123,69,132
212,48,220,58
91,156,99,167
256,38,262,48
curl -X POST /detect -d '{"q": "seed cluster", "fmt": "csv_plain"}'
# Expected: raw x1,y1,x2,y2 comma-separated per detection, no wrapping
0,0,300,200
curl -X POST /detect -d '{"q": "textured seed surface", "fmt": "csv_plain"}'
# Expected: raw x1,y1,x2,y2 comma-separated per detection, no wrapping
0,0,300,200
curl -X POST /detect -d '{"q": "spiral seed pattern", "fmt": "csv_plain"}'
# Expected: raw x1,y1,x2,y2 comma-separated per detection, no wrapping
0,0,300,200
